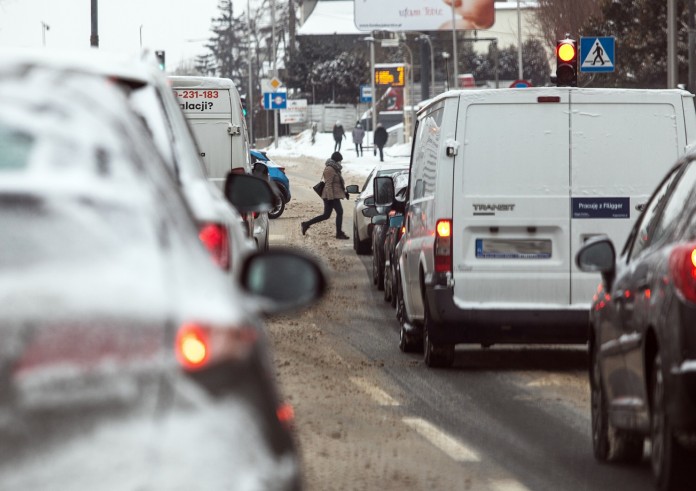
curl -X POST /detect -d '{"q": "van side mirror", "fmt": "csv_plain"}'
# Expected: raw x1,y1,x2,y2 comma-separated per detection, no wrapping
373,176,395,207
224,173,274,213
346,185,360,194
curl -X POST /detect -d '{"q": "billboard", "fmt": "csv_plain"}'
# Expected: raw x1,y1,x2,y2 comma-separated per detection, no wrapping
279,99,308,124
354,0,495,32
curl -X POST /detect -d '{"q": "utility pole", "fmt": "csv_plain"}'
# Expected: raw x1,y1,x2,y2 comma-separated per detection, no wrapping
247,0,254,146
271,0,278,148
450,3,458,87
517,0,523,79
689,0,695,92
668,0,677,88
90,0,98,47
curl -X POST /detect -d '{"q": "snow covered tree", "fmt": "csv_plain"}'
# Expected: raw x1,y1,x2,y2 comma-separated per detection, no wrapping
203,0,249,87
579,0,689,88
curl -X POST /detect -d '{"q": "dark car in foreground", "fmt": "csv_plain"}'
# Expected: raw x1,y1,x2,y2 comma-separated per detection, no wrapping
0,61,325,490
576,152,696,491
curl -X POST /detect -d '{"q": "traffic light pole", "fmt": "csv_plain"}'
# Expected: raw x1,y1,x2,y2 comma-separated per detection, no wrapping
90,0,98,47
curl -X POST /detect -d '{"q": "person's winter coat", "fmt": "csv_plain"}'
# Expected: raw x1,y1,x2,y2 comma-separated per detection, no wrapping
351,125,365,144
332,124,345,142
321,159,346,200
374,126,388,148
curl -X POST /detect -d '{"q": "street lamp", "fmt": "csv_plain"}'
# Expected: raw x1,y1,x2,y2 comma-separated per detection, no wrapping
41,21,50,47
442,51,450,91
418,34,435,98
363,35,377,148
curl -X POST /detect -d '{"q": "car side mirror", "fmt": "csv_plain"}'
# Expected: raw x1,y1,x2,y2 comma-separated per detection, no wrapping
224,173,274,213
252,161,269,178
346,184,360,194
373,176,395,207
371,215,387,225
576,236,616,289
240,248,327,315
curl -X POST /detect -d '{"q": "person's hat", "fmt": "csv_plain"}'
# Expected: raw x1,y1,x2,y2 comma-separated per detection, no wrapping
331,151,343,162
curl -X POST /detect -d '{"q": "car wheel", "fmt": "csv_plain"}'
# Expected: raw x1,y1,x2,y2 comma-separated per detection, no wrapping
590,339,644,463
374,249,384,291
422,302,454,368
651,352,693,490
268,196,285,219
383,264,392,302
399,322,422,353
354,224,371,255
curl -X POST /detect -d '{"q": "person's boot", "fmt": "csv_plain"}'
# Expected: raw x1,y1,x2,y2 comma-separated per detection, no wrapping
336,231,349,240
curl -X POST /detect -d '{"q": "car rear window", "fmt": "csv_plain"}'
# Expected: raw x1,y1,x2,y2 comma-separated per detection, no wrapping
0,125,34,171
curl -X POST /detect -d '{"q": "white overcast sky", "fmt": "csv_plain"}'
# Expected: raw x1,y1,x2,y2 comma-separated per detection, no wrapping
0,0,260,68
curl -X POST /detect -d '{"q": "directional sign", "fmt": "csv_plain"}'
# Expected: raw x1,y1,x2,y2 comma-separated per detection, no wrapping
360,85,372,103
263,92,287,110
580,37,615,73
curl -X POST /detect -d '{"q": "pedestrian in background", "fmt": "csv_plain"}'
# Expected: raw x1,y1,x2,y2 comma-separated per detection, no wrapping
352,122,365,157
374,123,388,162
332,121,346,152
302,151,350,240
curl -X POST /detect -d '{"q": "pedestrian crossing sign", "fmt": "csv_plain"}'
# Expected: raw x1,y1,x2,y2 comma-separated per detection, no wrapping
580,37,615,73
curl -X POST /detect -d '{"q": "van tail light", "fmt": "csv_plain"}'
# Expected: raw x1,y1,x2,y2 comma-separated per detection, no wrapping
175,323,257,372
435,219,453,274
199,222,230,270
669,242,696,303
398,225,406,241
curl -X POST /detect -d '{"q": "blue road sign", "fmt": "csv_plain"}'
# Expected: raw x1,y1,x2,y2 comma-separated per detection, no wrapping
263,92,287,110
580,37,615,73
360,85,372,103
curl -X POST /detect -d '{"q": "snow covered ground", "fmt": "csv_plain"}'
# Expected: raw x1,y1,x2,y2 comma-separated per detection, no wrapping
260,129,411,179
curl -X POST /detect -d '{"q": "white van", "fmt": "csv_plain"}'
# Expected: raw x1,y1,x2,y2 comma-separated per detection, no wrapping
383,87,696,367
170,76,269,250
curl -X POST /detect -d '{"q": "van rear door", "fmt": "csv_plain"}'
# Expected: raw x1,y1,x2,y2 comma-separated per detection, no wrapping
175,88,233,190
452,90,571,307
569,91,686,305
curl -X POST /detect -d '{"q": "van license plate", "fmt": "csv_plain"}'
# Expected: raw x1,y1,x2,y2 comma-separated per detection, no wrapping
475,239,552,259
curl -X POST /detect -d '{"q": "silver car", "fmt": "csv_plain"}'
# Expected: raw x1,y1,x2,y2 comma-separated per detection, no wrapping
0,48,257,282
0,55,325,490
348,162,409,254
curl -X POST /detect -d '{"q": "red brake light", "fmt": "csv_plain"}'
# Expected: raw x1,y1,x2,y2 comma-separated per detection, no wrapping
176,323,209,370
277,403,295,430
199,223,230,270
670,243,696,303
435,219,453,274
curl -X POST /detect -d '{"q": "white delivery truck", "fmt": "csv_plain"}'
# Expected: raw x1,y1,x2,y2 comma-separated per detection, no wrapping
170,76,252,186
379,87,696,367
170,76,269,250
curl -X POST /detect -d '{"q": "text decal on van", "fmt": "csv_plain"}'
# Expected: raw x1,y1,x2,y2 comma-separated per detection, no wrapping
572,197,630,219
473,204,515,216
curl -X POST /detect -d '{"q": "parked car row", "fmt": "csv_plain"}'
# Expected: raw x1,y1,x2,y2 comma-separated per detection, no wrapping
367,87,696,490
0,49,325,490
